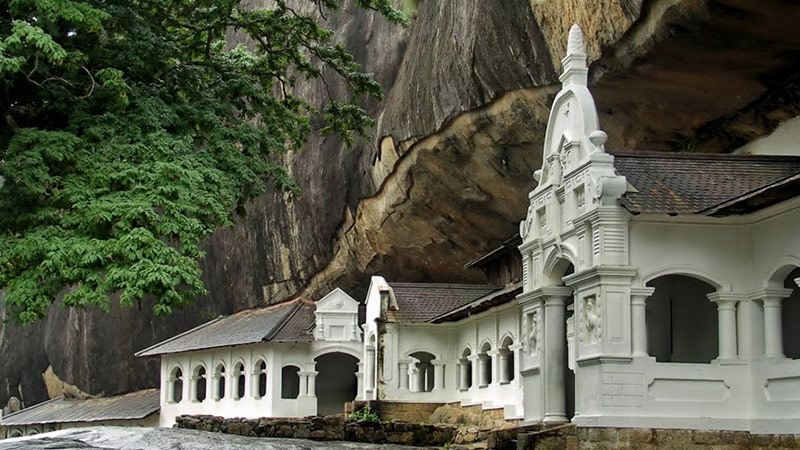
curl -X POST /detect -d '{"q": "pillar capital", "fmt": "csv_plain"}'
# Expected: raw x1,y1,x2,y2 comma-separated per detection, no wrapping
487,349,501,357
431,360,446,367
630,287,655,303
509,343,524,351
749,288,793,303
707,292,746,306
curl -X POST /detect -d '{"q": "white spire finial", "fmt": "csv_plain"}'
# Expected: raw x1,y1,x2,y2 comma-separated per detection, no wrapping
567,24,585,56
560,23,588,86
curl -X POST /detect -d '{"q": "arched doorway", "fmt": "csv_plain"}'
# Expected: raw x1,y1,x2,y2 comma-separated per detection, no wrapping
645,274,718,363
315,352,358,415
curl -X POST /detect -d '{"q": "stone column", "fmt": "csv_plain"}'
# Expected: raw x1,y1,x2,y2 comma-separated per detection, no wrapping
470,355,480,390
498,351,510,384
183,371,191,403
414,365,426,392
355,363,365,400
298,372,309,396
478,355,490,388
630,287,655,357
397,359,410,390
307,372,318,397
365,347,376,395
432,361,445,391
509,343,523,386
708,293,742,360
488,350,501,386
543,287,573,424
758,288,793,358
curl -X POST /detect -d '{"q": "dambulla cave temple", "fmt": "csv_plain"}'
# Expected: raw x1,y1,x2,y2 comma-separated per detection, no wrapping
4,1,800,448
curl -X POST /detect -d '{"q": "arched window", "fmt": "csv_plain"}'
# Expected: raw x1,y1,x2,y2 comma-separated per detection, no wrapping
478,343,492,387
499,337,515,384
253,359,267,399
646,274,718,363
281,365,301,399
193,366,207,402
233,362,245,400
214,364,226,400
459,348,472,391
409,351,436,392
169,367,183,403
782,267,800,359
9,429,23,438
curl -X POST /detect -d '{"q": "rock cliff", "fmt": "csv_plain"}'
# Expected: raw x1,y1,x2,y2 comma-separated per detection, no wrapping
2,0,800,407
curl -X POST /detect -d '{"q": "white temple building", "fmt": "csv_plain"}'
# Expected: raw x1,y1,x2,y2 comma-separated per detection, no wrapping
133,24,800,435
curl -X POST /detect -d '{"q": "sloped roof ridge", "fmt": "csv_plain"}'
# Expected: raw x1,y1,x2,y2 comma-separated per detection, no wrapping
262,298,309,342
135,316,222,357
388,282,503,289
0,396,64,422
609,149,800,162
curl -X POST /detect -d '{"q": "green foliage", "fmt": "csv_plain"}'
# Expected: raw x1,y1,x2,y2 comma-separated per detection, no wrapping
0,0,407,324
349,404,380,422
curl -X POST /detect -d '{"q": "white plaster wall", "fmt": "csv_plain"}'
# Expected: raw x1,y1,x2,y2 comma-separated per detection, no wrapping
377,302,524,419
574,196,800,433
157,339,362,427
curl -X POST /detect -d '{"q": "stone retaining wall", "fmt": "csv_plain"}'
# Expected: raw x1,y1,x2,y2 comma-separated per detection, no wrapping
352,400,446,423
175,414,457,446
517,425,800,450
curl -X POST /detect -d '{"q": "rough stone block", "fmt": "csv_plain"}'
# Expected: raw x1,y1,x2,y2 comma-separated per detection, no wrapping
618,427,653,444
310,429,326,440
692,430,721,444
654,429,692,445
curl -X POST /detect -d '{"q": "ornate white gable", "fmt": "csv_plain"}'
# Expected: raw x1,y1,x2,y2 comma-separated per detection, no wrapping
520,24,630,290
314,288,361,342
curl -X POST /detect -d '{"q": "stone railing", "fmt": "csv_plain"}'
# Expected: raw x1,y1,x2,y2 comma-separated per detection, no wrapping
175,414,458,446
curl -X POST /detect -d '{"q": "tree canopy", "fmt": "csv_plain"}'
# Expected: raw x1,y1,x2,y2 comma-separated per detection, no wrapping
0,0,406,324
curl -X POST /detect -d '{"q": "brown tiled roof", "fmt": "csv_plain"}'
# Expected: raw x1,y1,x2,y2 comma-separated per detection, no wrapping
611,151,800,216
430,284,522,323
386,283,503,323
0,389,159,426
136,298,315,357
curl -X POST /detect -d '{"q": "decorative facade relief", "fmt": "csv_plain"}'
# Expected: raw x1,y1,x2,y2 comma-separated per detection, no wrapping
581,295,602,345
525,310,541,356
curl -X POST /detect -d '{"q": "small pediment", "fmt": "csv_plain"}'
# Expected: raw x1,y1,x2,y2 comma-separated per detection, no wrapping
315,287,358,314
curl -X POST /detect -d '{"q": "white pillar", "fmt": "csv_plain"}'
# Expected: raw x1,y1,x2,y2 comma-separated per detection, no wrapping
509,343,523,386
478,355,490,388
307,371,318,397
355,363,365,400
398,359,410,390
543,287,572,424
298,373,309,396
498,352,510,384
630,287,655,357
365,347,375,395
757,288,793,358
708,293,742,360
432,361,445,391
414,364,426,392
488,350,500,386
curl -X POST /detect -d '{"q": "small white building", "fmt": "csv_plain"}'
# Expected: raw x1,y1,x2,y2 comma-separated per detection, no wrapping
137,291,364,427
0,390,159,439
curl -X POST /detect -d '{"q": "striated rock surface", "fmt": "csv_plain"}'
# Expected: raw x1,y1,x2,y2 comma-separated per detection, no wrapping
2,0,800,406
0,427,427,450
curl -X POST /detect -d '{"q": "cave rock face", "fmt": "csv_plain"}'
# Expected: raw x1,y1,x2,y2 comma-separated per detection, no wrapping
3,0,800,406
